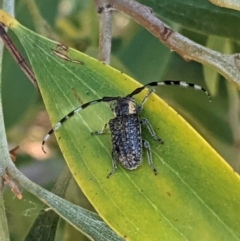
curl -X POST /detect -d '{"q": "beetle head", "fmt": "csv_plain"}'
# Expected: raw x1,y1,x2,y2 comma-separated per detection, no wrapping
112,97,137,116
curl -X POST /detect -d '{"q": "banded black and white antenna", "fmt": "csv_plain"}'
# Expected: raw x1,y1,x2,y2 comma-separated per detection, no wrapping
42,80,211,153
41,96,118,153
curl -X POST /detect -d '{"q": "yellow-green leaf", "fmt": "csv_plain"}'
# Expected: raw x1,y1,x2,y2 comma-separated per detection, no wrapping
2,10,240,241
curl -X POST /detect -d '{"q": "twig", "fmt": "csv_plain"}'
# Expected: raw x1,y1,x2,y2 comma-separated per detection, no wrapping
0,23,39,90
2,146,22,199
110,0,240,87
95,0,112,64
3,173,22,199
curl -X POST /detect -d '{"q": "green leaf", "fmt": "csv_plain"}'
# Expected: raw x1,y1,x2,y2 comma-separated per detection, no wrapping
118,28,171,83
6,16,240,241
26,183,123,241
136,0,240,40
23,168,71,241
203,36,232,96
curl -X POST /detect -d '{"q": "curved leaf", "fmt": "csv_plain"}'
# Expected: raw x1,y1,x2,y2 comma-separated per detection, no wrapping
2,11,240,241
209,0,240,11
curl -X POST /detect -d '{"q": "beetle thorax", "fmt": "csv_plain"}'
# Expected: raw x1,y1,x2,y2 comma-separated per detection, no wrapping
113,97,137,116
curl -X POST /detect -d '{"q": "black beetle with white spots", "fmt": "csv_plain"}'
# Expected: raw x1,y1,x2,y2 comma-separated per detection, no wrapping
42,80,211,178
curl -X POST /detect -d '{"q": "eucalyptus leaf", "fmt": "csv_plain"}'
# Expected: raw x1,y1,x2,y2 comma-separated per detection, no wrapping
3,11,240,241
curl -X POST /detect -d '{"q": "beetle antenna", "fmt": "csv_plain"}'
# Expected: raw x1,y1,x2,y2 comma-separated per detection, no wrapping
128,80,211,102
42,96,117,153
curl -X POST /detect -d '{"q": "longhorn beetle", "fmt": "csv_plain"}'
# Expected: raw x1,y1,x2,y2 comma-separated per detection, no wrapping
42,80,211,178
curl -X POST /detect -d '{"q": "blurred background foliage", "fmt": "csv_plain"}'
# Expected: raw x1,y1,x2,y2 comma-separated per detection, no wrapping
2,0,240,240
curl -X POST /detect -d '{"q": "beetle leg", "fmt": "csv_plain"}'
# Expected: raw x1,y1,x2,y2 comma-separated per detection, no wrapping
91,123,109,135
136,89,155,113
142,140,157,175
140,118,164,144
110,101,116,112
107,151,118,178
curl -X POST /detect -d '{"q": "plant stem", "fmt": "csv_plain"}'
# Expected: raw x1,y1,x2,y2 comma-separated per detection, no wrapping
95,0,112,64
0,2,15,241
0,24,39,90
110,0,240,87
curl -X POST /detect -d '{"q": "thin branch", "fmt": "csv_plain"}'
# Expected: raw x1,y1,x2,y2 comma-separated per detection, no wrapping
0,24,39,90
95,0,112,64
110,0,240,87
